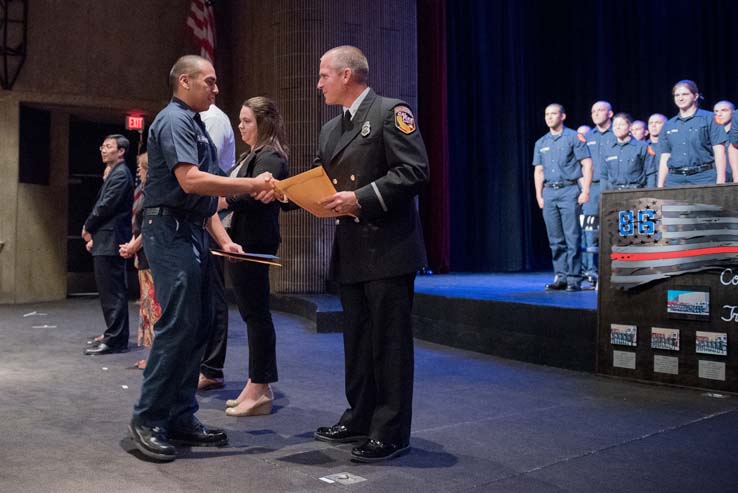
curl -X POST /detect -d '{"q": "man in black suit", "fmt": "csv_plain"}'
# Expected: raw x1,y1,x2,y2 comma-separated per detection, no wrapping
83,134,134,355
309,45,429,462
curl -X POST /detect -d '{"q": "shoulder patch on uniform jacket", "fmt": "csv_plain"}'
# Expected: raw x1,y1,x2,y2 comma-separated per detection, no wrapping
394,106,416,134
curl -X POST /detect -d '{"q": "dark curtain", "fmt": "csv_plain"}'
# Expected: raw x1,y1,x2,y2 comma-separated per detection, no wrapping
433,0,738,273
418,0,451,273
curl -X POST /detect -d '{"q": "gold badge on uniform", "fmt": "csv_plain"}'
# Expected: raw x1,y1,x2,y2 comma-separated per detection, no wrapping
361,121,371,137
394,106,416,134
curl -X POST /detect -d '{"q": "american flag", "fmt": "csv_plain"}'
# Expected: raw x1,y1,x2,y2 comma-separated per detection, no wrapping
607,198,738,290
186,0,216,63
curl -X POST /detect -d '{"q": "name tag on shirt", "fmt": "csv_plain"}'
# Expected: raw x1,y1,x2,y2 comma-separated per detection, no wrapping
587,141,597,146
540,147,550,153
667,129,678,134
606,155,618,161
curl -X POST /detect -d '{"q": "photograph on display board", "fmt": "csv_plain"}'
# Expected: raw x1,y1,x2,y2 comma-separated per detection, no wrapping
610,323,637,347
651,327,680,351
695,331,728,356
666,287,710,321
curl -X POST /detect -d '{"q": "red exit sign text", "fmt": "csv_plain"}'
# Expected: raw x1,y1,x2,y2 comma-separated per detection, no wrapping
126,115,144,131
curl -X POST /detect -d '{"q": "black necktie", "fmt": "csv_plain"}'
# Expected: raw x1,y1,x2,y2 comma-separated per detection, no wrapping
342,110,353,133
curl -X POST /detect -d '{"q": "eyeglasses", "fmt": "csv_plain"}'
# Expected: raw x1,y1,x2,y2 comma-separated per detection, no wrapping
99,144,118,151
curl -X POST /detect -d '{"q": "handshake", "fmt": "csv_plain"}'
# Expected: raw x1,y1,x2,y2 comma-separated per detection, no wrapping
247,171,286,204
246,168,360,216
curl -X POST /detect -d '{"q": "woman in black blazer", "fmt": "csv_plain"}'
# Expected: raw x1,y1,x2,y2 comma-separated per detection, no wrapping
223,96,289,417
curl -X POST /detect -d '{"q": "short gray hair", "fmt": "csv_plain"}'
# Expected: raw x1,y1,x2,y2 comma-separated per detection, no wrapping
322,45,369,84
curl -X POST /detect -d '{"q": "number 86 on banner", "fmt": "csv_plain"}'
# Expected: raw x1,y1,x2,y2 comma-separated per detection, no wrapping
618,209,656,237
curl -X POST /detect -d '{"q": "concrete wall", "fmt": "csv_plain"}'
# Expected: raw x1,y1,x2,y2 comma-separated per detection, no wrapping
0,0,193,303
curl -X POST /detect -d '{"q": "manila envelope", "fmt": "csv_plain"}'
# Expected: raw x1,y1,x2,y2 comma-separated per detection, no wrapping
274,166,352,218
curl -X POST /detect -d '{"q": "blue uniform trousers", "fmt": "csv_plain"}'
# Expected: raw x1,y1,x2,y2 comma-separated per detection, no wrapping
542,185,582,284
133,215,213,430
665,168,716,187
580,182,599,279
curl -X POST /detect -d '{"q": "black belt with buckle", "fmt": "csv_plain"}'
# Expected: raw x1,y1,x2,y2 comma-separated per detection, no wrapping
143,207,208,227
544,180,577,189
670,163,714,175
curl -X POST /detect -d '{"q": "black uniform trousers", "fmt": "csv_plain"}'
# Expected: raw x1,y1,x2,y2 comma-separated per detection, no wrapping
199,248,229,380
227,247,278,383
93,255,129,349
337,273,415,445
133,216,213,430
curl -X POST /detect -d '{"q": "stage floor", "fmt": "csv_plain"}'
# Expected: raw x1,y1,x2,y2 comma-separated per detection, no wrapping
2,298,738,491
273,272,599,371
414,272,597,309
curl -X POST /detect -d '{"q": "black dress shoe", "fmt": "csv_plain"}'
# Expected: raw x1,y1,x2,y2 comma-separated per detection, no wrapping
128,421,176,462
86,335,104,346
169,418,228,447
83,343,128,355
545,281,567,291
351,439,410,462
566,283,581,292
314,424,367,443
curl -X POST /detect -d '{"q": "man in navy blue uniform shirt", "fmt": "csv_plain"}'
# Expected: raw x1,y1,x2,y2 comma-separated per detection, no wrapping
601,113,648,190
713,100,737,182
582,101,615,288
127,55,273,462
533,104,592,291
645,114,666,188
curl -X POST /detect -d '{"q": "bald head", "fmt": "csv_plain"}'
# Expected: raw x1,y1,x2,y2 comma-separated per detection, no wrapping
321,45,369,85
169,55,211,93
591,101,613,127
714,100,735,126
167,54,218,112
648,113,667,139
592,101,612,112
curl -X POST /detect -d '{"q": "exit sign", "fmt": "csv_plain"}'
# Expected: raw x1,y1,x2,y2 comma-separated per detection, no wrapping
126,115,144,131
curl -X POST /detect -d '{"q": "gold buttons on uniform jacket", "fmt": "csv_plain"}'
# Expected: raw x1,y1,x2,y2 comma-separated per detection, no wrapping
350,175,355,181
332,178,338,185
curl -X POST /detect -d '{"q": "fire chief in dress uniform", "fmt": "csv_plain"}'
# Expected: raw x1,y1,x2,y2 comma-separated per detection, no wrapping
291,45,429,462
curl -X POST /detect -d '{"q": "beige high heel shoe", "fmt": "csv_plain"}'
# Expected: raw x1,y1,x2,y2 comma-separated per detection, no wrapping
225,388,274,417
226,382,270,408
226,379,255,407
